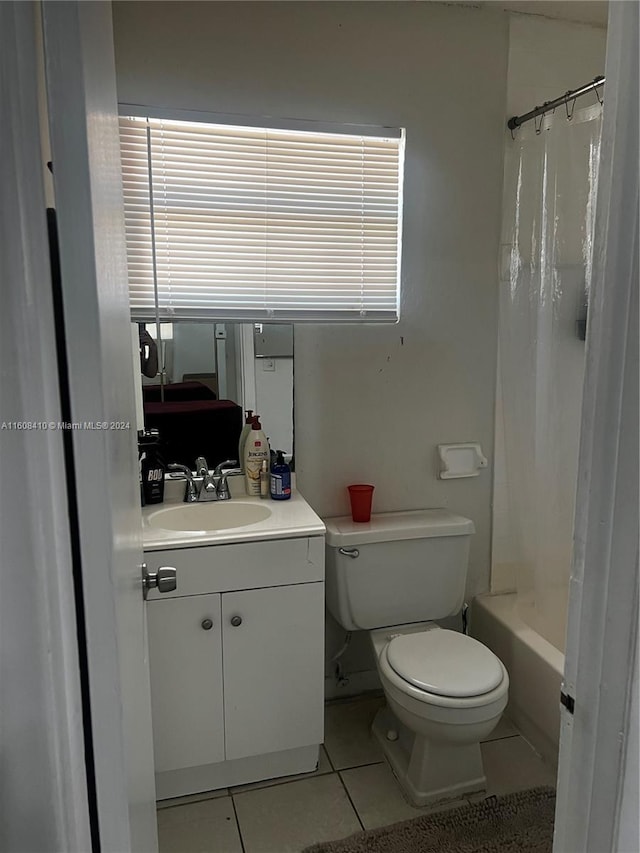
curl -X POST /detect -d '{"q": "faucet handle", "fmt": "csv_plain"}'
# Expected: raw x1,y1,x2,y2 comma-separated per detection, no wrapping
213,459,238,477
168,463,193,478
167,463,197,502
216,466,242,500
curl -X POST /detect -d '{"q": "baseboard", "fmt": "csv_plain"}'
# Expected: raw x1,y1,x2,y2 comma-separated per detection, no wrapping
155,744,319,800
324,668,381,700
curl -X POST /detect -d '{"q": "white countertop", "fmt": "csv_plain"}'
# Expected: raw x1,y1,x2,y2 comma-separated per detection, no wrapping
141,477,325,551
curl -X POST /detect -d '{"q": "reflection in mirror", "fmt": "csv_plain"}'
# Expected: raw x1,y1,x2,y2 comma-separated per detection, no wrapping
254,323,293,358
135,322,293,472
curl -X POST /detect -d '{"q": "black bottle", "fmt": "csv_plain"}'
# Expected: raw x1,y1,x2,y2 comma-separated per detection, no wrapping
138,429,165,505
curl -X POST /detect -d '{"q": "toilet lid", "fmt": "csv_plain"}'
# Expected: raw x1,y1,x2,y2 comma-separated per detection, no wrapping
386,630,504,698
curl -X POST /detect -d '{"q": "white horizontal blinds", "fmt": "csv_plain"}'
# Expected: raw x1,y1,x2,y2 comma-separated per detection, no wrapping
119,115,403,322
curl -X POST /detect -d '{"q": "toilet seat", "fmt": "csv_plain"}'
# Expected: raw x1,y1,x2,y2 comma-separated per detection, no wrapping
375,625,509,718
386,629,504,698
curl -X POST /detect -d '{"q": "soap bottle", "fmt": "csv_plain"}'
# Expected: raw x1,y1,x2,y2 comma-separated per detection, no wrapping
238,409,254,472
243,416,270,496
270,450,291,501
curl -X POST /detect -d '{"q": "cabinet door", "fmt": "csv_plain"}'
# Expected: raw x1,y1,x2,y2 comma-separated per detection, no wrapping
222,582,325,761
147,594,224,772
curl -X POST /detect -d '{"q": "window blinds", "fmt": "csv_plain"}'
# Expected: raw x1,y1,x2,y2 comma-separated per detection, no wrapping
119,113,404,322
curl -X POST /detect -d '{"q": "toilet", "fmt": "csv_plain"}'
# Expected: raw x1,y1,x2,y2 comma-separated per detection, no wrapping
325,509,509,807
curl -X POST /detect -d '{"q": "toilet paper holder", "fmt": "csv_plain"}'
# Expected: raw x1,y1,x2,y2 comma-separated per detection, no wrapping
437,443,488,479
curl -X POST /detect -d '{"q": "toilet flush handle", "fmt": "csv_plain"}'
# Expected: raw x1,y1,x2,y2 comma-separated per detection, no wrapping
339,547,359,559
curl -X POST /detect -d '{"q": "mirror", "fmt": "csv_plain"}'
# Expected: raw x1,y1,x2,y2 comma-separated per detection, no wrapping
254,323,293,358
135,322,294,471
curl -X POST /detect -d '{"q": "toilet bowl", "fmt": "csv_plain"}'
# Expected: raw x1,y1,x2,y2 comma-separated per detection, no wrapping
324,509,510,807
370,623,509,805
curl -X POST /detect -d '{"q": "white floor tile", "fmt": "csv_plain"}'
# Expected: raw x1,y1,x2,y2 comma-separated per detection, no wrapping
340,762,466,831
230,746,333,794
157,796,242,853
481,735,557,796
233,773,361,853
324,695,385,770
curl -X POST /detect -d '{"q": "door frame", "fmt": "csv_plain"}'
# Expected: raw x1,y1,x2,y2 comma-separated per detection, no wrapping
553,2,639,851
0,3,92,849
41,1,158,850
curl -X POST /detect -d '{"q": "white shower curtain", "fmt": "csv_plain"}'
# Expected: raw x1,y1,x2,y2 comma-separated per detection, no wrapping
499,104,602,652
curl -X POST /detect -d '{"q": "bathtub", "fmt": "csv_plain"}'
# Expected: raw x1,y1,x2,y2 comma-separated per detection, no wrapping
471,592,564,770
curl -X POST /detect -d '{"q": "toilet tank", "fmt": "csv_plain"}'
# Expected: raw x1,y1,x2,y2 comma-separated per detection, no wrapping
325,509,475,631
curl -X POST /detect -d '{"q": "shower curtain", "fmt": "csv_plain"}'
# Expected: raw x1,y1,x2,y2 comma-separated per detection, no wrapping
498,103,602,652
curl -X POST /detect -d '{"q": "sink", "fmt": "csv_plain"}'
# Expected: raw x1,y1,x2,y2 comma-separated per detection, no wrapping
147,501,272,533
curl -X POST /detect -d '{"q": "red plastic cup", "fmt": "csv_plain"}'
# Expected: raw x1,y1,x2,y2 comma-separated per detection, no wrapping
347,484,375,523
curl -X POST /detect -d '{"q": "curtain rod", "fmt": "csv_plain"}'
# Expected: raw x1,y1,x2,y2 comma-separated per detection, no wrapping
507,75,605,131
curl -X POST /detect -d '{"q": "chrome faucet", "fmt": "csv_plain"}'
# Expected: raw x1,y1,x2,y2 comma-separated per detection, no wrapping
167,463,198,503
168,458,241,503
213,460,242,501
195,456,217,502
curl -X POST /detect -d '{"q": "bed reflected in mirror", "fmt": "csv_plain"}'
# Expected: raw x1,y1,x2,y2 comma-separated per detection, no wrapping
135,322,293,471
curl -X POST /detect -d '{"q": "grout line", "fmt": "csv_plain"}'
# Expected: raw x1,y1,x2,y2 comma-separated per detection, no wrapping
228,756,386,797
332,759,385,773
230,751,334,796
230,792,247,853
323,744,337,772
481,732,521,744
336,771,365,833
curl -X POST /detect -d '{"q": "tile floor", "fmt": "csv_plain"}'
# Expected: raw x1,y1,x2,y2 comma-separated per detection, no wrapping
156,693,557,853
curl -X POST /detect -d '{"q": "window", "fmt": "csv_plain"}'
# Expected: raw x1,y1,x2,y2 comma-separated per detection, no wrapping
119,109,404,322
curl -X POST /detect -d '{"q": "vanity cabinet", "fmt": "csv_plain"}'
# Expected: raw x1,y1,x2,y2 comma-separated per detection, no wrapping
145,535,325,799
221,583,324,760
147,593,225,773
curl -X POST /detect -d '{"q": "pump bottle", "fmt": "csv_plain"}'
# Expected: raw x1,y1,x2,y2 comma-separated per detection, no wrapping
238,409,254,472
243,416,270,496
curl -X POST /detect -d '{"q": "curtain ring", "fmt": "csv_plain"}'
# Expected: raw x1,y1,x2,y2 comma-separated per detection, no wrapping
565,96,577,121
534,113,545,135
595,85,604,106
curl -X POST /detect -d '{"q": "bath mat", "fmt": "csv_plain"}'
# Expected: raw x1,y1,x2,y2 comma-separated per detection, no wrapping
303,786,556,853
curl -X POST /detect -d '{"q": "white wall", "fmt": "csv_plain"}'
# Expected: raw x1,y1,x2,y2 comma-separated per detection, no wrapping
492,13,607,594
172,323,216,383
254,357,294,458
113,0,509,686
506,13,608,119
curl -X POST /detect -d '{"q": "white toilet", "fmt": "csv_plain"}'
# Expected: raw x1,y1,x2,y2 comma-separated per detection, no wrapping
325,509,509,807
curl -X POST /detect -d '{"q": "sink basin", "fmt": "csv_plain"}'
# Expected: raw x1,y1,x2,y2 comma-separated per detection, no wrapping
147,501,272,533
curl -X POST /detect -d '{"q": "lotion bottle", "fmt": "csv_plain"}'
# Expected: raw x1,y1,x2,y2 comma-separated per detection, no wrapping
243,416,270,496
238,409,254,472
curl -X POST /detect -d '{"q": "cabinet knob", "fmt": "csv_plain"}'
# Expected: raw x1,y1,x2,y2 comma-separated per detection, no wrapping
201,618,213,631
230,615,243,627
